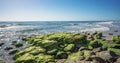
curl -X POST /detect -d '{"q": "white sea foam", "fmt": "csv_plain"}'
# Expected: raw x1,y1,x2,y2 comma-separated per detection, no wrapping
97,21,113,25
81,26,110,32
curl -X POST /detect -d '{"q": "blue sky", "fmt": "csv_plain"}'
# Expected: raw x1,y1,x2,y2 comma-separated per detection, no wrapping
0,0,120,21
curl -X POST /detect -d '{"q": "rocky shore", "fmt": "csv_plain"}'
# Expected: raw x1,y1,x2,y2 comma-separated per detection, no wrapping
5,32,119,63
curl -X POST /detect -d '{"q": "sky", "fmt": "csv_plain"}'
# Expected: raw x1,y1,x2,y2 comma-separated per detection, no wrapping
0,0,120,21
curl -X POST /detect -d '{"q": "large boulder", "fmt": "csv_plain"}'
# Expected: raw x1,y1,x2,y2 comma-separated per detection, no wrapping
96,51,117,62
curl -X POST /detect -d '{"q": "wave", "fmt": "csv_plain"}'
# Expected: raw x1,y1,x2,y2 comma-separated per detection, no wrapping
97,21,113,25
81,26,110,32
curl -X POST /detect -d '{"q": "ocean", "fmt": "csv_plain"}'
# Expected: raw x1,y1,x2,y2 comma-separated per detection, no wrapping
0,21,120,63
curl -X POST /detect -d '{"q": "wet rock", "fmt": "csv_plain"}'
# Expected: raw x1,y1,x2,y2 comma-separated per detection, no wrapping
9,49,18,55
4,46,13,50
114,57,120,63
56,59,66,63
96,51,117,62
0,42,4,46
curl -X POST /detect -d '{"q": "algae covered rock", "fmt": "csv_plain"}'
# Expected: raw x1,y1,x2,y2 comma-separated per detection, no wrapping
112,35,120,44
56,51,68,59
64,44,75,52
35,54,55,63
15,53,36,63
88,40,102,49
14,33,120,63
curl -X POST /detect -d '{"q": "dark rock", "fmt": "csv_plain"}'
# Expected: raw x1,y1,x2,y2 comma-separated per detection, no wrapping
4,46,13,50
0,42,4,46
56,59,66,63
9,49,18,55
96,51,117,62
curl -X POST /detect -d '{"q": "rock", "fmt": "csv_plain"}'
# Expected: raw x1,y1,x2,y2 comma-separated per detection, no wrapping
79,47,88,51
4,46,13,50
15,53,36,63
96,51,117,62
108,33,113,35
64,44,75,52
114,30,118,32
84,56,92,61
92,57,105,63
92,47,102,53
56,51,68,59
87,35,94,40
114,57,120,63
56,59,66,63
0,42,4,46
12,42,23,48
65,59,76,63
9,49,18,55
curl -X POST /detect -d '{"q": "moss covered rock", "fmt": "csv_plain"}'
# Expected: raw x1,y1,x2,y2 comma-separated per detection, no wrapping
15,53,36,63
64,44,75,52
14,33,120,63
112,36,120,44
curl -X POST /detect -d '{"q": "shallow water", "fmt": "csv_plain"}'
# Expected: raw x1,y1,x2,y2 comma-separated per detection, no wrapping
0,21,120,63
